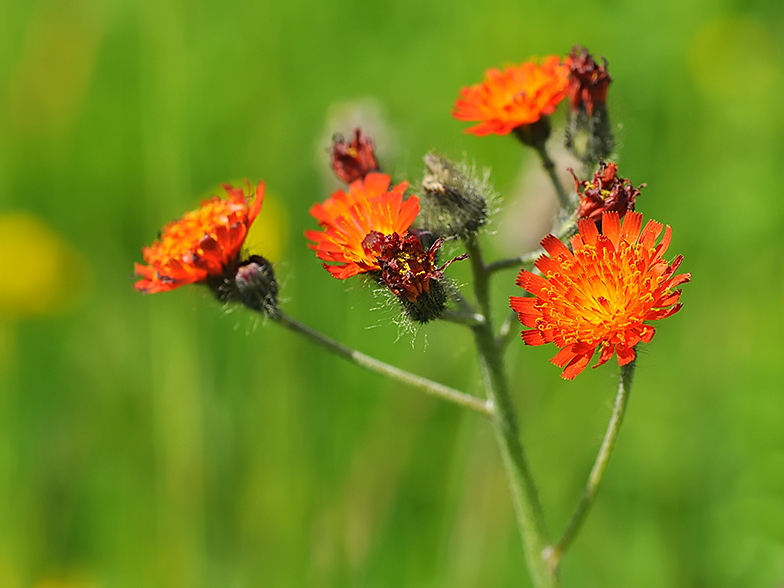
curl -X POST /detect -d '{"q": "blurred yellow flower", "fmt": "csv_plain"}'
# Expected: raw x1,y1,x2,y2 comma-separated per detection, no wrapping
242,186,288,263
0,213,89,317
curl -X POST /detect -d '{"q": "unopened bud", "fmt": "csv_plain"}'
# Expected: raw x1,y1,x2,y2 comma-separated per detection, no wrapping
420,153,492,240
233,255,279,318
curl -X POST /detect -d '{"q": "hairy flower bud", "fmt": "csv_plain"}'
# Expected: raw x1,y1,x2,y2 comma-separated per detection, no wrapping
232,255,279,317
362,230,467,323
420,153,492,240
208,255,279,317
330,128,379,183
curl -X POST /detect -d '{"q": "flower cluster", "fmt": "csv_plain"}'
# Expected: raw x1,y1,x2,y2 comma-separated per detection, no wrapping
510,211,690,379
132,46,692,588
135,45,688,380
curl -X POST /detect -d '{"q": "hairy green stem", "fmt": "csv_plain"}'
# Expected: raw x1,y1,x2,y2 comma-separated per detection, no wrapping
545,359,636,571
273,311,494,418
487,249,543,274
497,308,522,351
441,309,485,327
535,144,570,210
464,235,557,588
486,216,578,275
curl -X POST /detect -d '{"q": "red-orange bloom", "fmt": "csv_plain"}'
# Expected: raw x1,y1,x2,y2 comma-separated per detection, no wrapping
510,211,690,380
134,182,264,293
452,56,570,136
305,173,420,279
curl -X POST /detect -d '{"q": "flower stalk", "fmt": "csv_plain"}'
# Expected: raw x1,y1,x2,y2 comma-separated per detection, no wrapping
464,235,557,588
486,215,577,274
273,310,494,418
534,143,571,210
545,359,636,571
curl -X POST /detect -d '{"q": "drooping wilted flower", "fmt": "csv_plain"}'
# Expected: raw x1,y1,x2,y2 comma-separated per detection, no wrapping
573,161,643,227
363,230,467,323
565,46,612,116
330,128,380,183
564,46,614,163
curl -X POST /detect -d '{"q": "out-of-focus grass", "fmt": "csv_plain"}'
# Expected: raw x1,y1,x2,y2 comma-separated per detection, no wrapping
1,0,784,586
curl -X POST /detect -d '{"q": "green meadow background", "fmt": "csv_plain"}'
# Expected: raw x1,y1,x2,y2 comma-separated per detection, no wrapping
2,0,783,586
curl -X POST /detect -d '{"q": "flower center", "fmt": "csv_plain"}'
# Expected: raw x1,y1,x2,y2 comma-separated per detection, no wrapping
539,241,661,346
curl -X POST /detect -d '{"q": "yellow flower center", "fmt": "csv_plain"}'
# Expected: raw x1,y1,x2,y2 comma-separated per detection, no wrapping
537,241,664,347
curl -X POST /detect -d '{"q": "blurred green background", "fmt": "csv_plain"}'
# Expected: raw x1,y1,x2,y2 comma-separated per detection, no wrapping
2,0,784,586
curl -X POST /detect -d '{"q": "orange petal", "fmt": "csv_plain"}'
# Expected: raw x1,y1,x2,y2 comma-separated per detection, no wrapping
541,234,574,261
522,329,546,346
602,212,621,247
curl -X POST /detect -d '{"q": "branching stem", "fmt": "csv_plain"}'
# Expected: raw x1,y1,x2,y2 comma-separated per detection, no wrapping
273,311,494,418
464,234,557,588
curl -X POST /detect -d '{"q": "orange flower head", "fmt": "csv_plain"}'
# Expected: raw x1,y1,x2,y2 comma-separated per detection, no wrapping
134,182,264,294
452,56,570,136
330,128,380,183
306,173,420,279
510,211,690,380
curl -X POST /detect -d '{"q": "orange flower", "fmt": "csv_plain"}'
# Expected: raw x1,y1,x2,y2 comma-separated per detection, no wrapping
453,56,570,136
306,173,420,279
134,182,264,293
510,211,690,380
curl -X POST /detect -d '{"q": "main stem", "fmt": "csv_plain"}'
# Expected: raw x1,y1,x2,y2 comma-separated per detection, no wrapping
464,235,557,588
546,359,636,571
273,311,493,418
